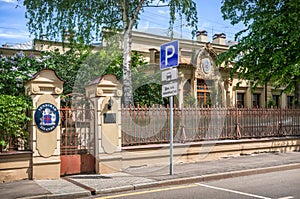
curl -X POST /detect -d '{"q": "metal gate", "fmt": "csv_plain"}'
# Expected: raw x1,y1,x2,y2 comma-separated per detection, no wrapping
60,93,95,176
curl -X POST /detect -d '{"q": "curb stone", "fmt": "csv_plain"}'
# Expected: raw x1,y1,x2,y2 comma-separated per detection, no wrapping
133,181,160,190
19,162,300,198
96,185,134,195
18,191,91,199
94,163,300,195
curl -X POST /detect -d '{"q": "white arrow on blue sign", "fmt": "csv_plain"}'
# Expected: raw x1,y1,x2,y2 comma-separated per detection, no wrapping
160,40,179,70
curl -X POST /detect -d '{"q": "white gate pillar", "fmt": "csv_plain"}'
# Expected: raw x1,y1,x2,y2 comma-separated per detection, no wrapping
86,75,122,173
24,69,63,179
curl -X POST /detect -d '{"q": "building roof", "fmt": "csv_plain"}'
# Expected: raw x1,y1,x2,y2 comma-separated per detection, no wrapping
1,40,34,50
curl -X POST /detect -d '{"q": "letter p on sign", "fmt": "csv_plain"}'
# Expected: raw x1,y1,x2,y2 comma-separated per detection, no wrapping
160,40,179,70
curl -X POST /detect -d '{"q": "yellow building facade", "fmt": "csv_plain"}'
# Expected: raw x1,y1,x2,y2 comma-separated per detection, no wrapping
128,30,294,108
1,30,294,108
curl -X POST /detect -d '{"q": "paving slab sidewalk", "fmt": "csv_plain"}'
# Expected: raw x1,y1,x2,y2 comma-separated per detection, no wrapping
1,151,300,199
69,151,300,195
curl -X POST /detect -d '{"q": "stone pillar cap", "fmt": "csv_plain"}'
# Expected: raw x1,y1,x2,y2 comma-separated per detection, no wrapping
86,74,123,97
24,69,64,95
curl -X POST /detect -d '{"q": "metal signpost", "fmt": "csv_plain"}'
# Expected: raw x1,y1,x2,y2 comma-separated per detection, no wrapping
160,40,179,175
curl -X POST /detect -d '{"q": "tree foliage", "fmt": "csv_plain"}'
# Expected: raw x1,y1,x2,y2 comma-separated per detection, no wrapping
0,51,44,96
0,49,89,150
0,95,31,151
76,49,163,106
220,0,300,105
132,64,164,106
21,0,198,106
38,48,90,94
0,49,89,95
21,0,198,43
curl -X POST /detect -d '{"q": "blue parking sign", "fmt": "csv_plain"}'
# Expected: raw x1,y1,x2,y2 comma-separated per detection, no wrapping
160,40,179,70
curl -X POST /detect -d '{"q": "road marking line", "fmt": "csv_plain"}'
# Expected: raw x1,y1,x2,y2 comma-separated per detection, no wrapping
196,183,271,199
96,184,198,199
278,197,294,199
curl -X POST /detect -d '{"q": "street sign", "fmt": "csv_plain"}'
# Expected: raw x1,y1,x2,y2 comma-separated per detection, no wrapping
161,68,178,98
162,82,178,98
162,68,178,83
160,40,179,70
160,40,179,175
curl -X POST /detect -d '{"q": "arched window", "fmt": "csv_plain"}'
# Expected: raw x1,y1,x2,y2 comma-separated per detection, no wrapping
197,79,212,107
183,79,191,96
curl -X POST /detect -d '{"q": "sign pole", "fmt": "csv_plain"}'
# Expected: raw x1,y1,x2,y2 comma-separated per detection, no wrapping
170,96,173,175
160,40,179,176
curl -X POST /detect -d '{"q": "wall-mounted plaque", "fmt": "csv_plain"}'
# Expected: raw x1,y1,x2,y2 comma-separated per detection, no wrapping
34,103,60,132
103,113,116,124
202,58,211,74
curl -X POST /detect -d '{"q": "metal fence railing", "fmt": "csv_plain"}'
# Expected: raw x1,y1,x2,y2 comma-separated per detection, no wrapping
60,93,95,155
121,106,300,146
60,107,95,155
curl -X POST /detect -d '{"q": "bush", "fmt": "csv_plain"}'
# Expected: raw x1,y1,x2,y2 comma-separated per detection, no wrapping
0,51,42,96
0,95,32,151
0,49,90,96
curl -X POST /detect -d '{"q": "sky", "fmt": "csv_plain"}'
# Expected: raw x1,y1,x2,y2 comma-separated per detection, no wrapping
0,0,245,46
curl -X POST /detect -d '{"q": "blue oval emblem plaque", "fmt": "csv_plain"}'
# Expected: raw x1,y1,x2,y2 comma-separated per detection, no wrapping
34,103,59,132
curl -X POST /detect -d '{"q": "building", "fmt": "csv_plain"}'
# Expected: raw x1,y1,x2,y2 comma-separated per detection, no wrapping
0,39,101,56
128,30,294,108
0,30,294,108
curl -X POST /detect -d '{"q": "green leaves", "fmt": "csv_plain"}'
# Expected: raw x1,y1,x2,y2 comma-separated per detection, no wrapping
0,95,31,151
76,49,163,106
168,0,198,36
0,48,89,96
22,0,198,106
220,0,300,98
40,48,91,94
22,0,198,44
0,51,42,95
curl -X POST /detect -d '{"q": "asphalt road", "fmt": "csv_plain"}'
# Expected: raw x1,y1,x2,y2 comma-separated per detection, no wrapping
96,168,300,199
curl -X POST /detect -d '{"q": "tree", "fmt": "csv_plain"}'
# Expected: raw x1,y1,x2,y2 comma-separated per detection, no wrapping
21,0,198,106
38,48,90,94
76,48,164,106
0,51,41,96
0,95,31,151
0,49,89,96
220,0,300,107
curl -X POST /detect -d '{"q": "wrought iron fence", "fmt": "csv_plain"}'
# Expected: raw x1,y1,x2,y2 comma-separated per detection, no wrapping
60,94,95,155
121,106,300,146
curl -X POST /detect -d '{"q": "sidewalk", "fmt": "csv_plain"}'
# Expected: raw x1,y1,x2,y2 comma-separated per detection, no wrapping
1,151,300,199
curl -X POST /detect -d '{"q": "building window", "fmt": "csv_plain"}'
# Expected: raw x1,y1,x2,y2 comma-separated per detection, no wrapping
183,79,191,96
287,96,294,108
252,94,260,108
197,79,211,107
236,93,244,108
272,95,280,108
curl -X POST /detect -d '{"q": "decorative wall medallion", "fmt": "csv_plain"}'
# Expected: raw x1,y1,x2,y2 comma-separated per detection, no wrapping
34,103,59,132
202,58,211,74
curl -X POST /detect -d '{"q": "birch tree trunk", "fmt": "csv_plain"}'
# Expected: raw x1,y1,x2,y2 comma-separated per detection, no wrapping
120,0,145,107
122,29,134,107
